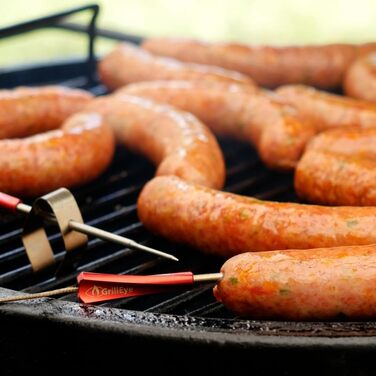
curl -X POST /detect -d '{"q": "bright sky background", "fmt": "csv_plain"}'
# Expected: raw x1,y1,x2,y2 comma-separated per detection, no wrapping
1,0,376,67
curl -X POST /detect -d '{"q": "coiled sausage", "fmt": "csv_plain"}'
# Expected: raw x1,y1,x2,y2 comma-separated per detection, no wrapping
214,245,376,320
344,53,376,102
295,128,376,206
0,86,114,196
275,84,376,131
86,94,225,189
119,80,314,170
99,42,255,91
0,112,114,196
0,86,93,138
138,176,376,258
142,37,376,89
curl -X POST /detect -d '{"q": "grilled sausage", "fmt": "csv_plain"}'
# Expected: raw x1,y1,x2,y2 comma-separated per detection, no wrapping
118,80,315,170
86,94,225,189
275,84,376,131
299,127,376,159
142,37,376,89
295,127,376,206
214,245,376,320
0,112,114,196
98,42,256,91
344,53,376,102
138,176,376,258
0,86,93,139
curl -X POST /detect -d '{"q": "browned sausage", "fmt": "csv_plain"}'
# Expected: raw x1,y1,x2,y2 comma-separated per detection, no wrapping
85,94,225,189
138,176,376,258
214,245,376,320
0,112,114,196
98,42,256,91
344,53,376,102
142,37,376,89
118,80,315,170
300,127,376,159
0,86,93,138
275,84,376,131
295,127,376,206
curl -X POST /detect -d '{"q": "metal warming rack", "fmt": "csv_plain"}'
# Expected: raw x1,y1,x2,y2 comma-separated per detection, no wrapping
0,4,376,374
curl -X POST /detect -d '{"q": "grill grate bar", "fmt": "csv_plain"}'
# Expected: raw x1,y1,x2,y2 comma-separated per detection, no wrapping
225,172,271,193
143,285,214,314
186,301,224,317
0,221,147,286
22,234,162,293
255,183,294,200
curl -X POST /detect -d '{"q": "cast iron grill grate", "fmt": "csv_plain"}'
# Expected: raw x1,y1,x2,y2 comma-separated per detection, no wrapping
2,6,376,351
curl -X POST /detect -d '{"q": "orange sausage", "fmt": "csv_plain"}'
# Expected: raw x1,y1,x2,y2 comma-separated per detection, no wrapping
138,176,376,258
98,42,256,91
142,37,376,88
275,84,376,131
214,245,376,320
0,86,93,138
295,127,376,206
0,112,114,196
86,94,225,189
300,127,376,159
344,53,376,102
118,80,314,170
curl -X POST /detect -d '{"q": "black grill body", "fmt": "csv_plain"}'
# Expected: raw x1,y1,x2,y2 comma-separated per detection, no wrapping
1,5,376,374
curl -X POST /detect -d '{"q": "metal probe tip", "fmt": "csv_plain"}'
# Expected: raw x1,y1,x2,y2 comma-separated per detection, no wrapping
69,221,179,262
15,202,179,262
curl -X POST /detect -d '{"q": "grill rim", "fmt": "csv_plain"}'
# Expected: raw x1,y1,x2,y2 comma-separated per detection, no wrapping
3,286,376,348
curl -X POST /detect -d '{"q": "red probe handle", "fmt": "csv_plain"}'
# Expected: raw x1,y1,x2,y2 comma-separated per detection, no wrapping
77,272,195,304
0,192,21,212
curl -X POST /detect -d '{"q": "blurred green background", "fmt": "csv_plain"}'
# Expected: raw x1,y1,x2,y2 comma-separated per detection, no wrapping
1,0,376,67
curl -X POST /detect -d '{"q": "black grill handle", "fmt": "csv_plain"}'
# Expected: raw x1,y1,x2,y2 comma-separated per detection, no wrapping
0,4,99,84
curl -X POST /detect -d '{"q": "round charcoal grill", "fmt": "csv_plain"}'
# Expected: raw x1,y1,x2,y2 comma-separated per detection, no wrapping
1,5,376,374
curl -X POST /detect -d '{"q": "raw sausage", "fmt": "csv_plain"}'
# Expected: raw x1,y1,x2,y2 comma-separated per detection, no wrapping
214,245,376,320
344,53,376,102
275,84,376,131
0,86,93,138
138,176,376,258
142,37,376,89
86,94,225,189
99,42,256,91
295,128,376,206
0,112,114,196
118,80,314,170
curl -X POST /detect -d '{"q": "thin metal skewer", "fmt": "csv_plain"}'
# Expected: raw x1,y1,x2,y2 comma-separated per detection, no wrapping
193,273,223,282
15,201,178,262
0,272,224,303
